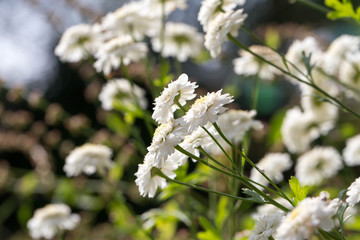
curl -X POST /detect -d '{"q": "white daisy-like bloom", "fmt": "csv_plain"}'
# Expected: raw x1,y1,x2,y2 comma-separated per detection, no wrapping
233,45,282,81
101,2,160,41
94,36,147,75
295,146,342,186
151,22,203,62
63,143,113,177
321,34,360,76
27,203,80,240
204,8,247,58
147,119,187,167
284,36,322,83
346,177,360,207
338,52,360,99
143,0,187,17
152,73,198,124
276,193,340,240
250,153,292,189
184,89,234,132
98,78,148,111
249,212,284,240
198,0,246,31
55,24,102,62
281,107,321,154
343,134,360,166
135,153,178,198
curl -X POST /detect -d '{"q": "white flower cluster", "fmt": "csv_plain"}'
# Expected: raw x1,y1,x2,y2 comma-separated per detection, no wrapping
199,0,247,57
135,73,266,197
64,143,113,177
27,203,80,239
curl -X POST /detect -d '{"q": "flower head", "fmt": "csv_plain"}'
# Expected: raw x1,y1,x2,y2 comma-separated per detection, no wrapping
249,212,284,240
343,134,360,166
184,90,234,132
151,22,203,62
94,36,147,75
250,153,292,189
98,78,148,111
346,177,360,206
295,146,342,186
152,73,198,124
204,8,247,58
64,143,113,177
233,45,282,81
55,24,102,62
276,193,340,240
135,153,178,198
27,203,80,239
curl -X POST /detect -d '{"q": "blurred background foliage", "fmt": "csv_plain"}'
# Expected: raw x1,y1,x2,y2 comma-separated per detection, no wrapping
1,0,360,239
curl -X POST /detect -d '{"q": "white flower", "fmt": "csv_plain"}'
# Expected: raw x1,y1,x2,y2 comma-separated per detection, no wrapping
147,119,187,167
338,52,360,99
276,194,340,240
281,107,321,154
135,153,178,198
346,177,360,207
252,198,293,222
55,24,102,62
284,36,322,82
295,146,342,186
143,0,187,17
204,8,247,58
27,203,80,239
233,45,282,81
249,212,284,240
216,109,263,144
343,134,360,166
151,22,203,62
101,2,160,41
64,143,113,177
98,78,148,111
184,90,234,132
152,73,198,124
198,0,245,31
250,153,292,189
322,34,360,76
94,36,147,75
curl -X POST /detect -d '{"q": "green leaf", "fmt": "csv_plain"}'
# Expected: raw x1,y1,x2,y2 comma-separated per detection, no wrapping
215,196,229,229
197,216,221,240
325,0,360,21
289,176,308,205
242,188,267,203
106,113,130,137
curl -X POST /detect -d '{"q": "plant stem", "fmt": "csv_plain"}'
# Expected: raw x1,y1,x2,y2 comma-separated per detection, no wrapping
250,73,260,110
292,0,329,13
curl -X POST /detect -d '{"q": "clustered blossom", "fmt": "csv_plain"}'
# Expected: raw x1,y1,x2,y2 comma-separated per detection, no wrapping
249,212,284,240
94,36,148,75
250,153,292,189
343,134,360,166
295,146,342,186
276,192,340,240
27,203,80,240
98,78,148,111
64,143,113,177
136,73,236,197
152,73,198,124
151,22,203,62
346,177,360,207
233,45,282,81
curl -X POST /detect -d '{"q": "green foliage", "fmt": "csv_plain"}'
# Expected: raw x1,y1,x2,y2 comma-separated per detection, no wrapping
242,188,268,203
289,176,308,205
266,109,286,147
325,0,360,22
197,216,221,240
215,196,229,230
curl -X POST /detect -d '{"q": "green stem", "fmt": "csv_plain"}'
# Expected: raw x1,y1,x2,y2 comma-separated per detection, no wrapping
250,73,260,110
198,146,235,173
213,122,294,206
292,0,329,13
227,34,360,119
201,126,241,176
